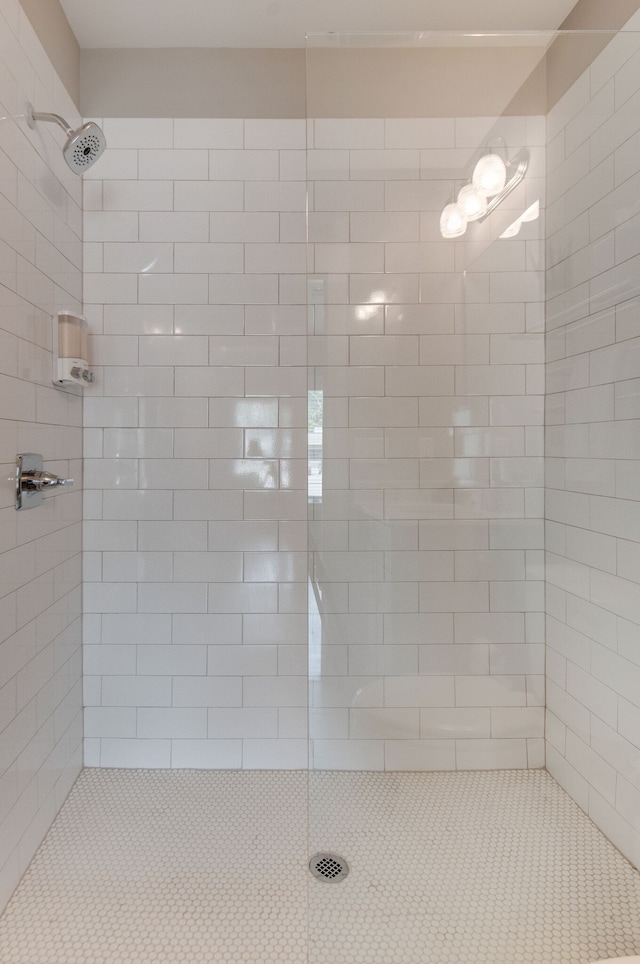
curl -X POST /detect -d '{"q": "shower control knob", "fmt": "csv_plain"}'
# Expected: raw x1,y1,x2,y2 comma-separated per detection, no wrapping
15,454,74,510
22,470,75,489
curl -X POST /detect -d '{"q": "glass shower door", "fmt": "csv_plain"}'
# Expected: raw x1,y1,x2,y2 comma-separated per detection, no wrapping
305,29,551,962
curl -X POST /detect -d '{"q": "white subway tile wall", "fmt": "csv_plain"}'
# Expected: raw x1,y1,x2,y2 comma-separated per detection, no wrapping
308,114,546,771
83,112,546,772
0,0,83,913
545,25,640,870
83,117,309,771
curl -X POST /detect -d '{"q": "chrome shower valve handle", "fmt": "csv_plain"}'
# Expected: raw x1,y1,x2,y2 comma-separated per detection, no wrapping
15,453,74,510
22,470,75,490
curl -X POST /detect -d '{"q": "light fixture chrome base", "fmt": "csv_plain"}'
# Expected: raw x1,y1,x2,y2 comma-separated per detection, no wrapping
476,147,529,223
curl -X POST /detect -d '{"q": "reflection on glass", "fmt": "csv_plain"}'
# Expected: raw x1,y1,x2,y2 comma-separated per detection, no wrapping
500,199,540,239
308,390,323,503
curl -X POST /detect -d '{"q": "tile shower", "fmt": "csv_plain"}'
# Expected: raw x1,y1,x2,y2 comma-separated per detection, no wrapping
1,0,640,959
82,111,546,774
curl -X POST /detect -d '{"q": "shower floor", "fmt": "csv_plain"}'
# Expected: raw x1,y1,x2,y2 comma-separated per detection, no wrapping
0,769,639,964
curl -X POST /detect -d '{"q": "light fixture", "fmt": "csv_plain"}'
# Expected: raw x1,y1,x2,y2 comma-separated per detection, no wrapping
456,184,488,221
472,153,507,197
440,203,467,239
439,147,529,239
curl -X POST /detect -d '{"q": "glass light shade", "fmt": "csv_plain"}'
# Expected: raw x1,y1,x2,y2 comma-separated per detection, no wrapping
456,184,488,221
472,153,507,198
440,203,467,239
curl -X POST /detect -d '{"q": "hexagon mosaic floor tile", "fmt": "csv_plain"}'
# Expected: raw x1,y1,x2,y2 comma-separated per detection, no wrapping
0,768,639,963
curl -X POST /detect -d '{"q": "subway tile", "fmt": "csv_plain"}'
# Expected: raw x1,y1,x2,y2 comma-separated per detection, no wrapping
174,243,243,274
243,676,306,707
209,150,278,181
83,644,136,677
312,739,384,770
245,243,306,274
102,491,173,522
84,707,136,739
171,740,242,769
350,707,419,741
173,119,244,149
172,614,241,646
101,675,172,707
242,739,308,769
207,645,277,676
308,212,350,242
384,676,454,707
139,212,209,242
419,644,489,676
244,181,306,212
174,180,244,212
420,707,490,740
138,273,209,305
314,119,384,150
99,739,170,768
315,180,384,212
137,584,207,614
350,149,419,180
137,707,207,739
103,180,173,211
173,552,242,583
84,212,138,242
102,551,172,584
455,365,525,396
139,150,208,180
210,212,279,242
351,212,419,242
83,521,137,551
456,738,528,769
387,180,452,213
420,581,488,613
102,429,172,460
386,118,454,149
245,120,305,149
101,118,173,149
103,304,173,335
83,273,137,305
209,273,278,305
137,522,207,552
279,151,307,184
207,707,277,738
102,368,173,398
83,583,137,614
207,583,278,614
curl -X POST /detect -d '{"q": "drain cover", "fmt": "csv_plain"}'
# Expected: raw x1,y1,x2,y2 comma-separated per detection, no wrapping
309,852,349,882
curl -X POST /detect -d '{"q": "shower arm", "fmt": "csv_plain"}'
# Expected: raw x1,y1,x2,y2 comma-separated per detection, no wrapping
26,105,74,138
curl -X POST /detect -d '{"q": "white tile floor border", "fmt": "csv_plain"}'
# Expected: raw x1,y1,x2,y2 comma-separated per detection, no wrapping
0,768,639,963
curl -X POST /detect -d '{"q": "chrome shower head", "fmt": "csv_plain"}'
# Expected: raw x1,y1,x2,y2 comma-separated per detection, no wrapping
25,103,106,174
63,122,107,173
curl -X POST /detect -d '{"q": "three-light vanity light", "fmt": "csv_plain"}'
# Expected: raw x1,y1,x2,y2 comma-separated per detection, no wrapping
440,147,529,239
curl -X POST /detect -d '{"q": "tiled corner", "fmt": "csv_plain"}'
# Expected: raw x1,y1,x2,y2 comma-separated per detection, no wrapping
0,0,83,916
545,28,640,872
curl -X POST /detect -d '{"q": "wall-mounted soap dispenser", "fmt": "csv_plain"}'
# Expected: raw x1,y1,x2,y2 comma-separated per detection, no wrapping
53,310,95,390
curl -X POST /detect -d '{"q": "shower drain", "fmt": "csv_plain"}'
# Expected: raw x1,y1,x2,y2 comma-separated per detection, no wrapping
309,852,349,882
